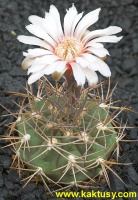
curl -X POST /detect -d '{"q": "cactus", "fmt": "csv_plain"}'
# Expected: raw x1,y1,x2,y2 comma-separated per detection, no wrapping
2,4,125,193
13,78,118,188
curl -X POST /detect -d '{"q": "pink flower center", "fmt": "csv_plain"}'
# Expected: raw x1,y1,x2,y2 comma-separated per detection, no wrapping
55,37,83,62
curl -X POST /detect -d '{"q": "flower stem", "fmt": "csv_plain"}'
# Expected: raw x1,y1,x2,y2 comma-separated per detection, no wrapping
64,69,82,105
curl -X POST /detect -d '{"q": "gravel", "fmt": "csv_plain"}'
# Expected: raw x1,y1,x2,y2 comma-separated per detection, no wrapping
0,0,138,199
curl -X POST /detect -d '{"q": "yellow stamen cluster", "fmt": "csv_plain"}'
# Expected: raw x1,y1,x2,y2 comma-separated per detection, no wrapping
55,37,83,61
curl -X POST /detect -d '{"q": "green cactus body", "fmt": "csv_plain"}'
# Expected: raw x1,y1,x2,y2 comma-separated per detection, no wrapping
17,93,117,184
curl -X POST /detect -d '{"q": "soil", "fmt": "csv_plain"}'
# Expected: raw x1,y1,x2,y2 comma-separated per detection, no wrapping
0,0,138,199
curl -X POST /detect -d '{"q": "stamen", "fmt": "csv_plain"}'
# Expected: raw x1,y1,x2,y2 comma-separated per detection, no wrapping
55,37,83,62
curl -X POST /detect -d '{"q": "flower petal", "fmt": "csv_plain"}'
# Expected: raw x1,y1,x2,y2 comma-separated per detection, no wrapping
27,54,60,74
74,8,101,39
43,60,67,75
82,53,111,77
87,47,110,57
33,54,59,65
28,71,44,85
82,26,122,44
43,62,60,75
49,5,64,40
55,61,67,72
88,43,104,48
43,13,60,42
28,15,43,26
81,53,99,71
75,56,89,68
70,62,85,85
43,61,68,76
71,12,83,36
93,57,111,77
87,36,123,46
17,36,53,51
23,48,52,58
28,63,46,75
22,57,35,70
82,68,98,85
64,4,78,37
26,24,57,47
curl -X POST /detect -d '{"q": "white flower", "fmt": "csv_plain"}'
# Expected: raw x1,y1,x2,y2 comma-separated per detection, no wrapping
17,4,122,85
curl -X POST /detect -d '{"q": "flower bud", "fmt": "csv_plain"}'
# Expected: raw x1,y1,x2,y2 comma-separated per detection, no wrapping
52,71,63,81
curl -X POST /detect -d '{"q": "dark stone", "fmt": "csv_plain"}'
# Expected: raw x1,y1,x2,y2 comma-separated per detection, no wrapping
119,78,135,88
122,58,138,73
106,57,113,65
108,170,125,192
0,73,25,92
134,0,138,5
110,48,123,58
111,70,118,80
130,129,138,140
110,1,118,6
9,66,27,76
123,47,130,54
133,38,138,53
120,0,133,5
115,66,124,75
8,170,20,183
134,79,138,91
129,68,138,77
127,166,138,184
123,143,130,152
0,194,4,200
126,5,137,17
0,171,4,187
115,6,124,16
34,188,44,198
21,193,36,200
117,15,132,32
0,58,11,72
3,189,18,200
0,155,12,169
18,183,36,195
5,181,14,190
42,194,49,200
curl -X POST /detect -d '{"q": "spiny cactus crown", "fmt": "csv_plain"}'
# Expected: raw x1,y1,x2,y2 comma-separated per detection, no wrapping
6,78,123,193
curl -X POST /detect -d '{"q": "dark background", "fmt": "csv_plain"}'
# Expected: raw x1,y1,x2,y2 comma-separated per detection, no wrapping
0,0,138,199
